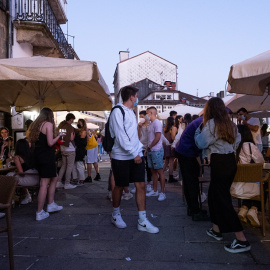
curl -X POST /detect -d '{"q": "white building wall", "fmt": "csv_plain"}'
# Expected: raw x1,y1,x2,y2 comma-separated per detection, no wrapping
12,29,33,58
116,52,177,95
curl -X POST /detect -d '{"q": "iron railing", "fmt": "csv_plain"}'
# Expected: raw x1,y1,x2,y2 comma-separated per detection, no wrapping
14,0,75,59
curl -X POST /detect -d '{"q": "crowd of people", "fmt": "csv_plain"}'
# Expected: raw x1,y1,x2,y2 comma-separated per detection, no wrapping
0,109,103,221
0,85,269,254
107,86,269,254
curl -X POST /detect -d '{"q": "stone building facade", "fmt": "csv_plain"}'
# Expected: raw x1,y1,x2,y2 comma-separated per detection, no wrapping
0,0,9,59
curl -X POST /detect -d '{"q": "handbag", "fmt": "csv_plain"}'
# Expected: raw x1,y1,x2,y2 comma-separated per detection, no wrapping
85,133,98,150
249,143,255,163
230,143,259,199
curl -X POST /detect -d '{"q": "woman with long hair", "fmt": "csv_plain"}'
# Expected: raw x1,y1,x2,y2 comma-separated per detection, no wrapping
72,118,87,185
163,116,178,182
183,113,192,127
234,125,264,227
28,107,64,221
195,97,250,253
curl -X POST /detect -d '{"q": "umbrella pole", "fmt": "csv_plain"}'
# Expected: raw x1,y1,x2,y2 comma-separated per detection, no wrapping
260,85,270,105
39,99,44,112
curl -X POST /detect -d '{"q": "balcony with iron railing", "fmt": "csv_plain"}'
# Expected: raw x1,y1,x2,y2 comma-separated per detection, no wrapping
13,0,78,59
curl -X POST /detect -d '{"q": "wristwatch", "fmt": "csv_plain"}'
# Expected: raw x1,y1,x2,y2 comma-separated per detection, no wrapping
147,147,151,152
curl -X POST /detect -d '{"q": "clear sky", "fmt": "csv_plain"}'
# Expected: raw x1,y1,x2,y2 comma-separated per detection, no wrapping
65,0,270,97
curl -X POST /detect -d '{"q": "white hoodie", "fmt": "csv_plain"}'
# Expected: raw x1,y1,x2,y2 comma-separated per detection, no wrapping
109,103,143,160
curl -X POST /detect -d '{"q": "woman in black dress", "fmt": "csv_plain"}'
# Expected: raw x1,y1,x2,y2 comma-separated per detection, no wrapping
28,108,64,221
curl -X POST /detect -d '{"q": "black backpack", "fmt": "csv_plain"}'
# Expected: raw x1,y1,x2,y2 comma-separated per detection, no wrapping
102,105,130,153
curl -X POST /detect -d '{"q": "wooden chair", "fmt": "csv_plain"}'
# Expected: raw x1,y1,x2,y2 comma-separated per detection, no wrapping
232,163,270,236
0,175,18,270
198,163,211,209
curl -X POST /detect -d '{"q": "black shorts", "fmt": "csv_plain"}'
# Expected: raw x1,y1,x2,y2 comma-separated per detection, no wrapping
111,157,145,187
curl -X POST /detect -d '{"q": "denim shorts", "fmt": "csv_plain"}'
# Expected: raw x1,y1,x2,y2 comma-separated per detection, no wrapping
147,148,164,169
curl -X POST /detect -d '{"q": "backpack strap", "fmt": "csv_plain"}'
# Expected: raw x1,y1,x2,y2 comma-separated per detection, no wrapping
109,105,130,141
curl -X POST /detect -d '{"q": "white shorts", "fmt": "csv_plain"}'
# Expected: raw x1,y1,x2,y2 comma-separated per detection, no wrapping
86,146,98,163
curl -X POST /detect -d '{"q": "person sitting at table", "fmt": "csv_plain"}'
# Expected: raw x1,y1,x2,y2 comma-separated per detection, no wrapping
0,127,13,164
233,125,265,227
7,139,39,204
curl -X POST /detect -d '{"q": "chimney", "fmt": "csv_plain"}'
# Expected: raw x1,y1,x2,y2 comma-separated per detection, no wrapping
164,81,171,89
171,82,176,90
119,51,129,62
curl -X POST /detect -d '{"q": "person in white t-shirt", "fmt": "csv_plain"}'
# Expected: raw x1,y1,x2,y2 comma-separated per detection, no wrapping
237,107,262,152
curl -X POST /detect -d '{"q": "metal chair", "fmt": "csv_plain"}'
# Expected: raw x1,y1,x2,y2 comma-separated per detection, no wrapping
232,163,270,236
0,175,18,270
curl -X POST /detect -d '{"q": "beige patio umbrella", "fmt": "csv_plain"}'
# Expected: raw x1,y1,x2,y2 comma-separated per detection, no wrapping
227,50,270,96
0,56,112,112
224,93,270,114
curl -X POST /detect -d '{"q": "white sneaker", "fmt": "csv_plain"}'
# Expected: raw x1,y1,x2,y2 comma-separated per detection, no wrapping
64,184,77,190
122,192,133,200
247,208,260,227
56,182,64,188
158,192,166,201
146,190,159,197
146,184,152,192
137,218,159,233
47,202,63,213
36,210,50,221
130,187,136,194
0,212,5,219
111,213,127,229
20,194,32,205
238,207,248,223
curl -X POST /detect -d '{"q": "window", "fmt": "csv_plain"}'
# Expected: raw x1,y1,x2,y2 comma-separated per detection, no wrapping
167,95,172,100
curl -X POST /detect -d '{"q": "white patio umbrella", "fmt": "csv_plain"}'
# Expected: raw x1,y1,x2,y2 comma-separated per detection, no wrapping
86,123,99,130
227,50,270,96
0,56,112,112
158,104,203,120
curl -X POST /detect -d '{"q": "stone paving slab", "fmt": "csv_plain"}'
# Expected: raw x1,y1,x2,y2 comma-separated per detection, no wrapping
0,155,270,269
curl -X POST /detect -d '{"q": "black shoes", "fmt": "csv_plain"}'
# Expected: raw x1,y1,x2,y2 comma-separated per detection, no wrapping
192,210,210,221
224,239,251,253
206,228,223,241
188,208,207,217
168,175,178,183
94,173,101,181
84,176,92,183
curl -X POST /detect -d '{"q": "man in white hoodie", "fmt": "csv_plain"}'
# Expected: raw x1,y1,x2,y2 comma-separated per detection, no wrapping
109,86,159,233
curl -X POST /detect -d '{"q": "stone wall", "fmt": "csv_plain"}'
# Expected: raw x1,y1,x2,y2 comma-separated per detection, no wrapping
0,0,8,59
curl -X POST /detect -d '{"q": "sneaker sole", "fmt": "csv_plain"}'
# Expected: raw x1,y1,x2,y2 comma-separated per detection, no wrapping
137,224,159,234
146,193,159,197
206,230,223,241
158,197,166,201
224,245,251,253
247,214,260,227
36,214,50,221
47,207,63,213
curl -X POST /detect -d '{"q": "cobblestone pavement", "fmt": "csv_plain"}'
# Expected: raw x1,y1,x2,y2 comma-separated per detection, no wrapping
0,154,270,269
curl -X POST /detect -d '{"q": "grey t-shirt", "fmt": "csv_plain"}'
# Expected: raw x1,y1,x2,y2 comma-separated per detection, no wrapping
148,119,163,151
